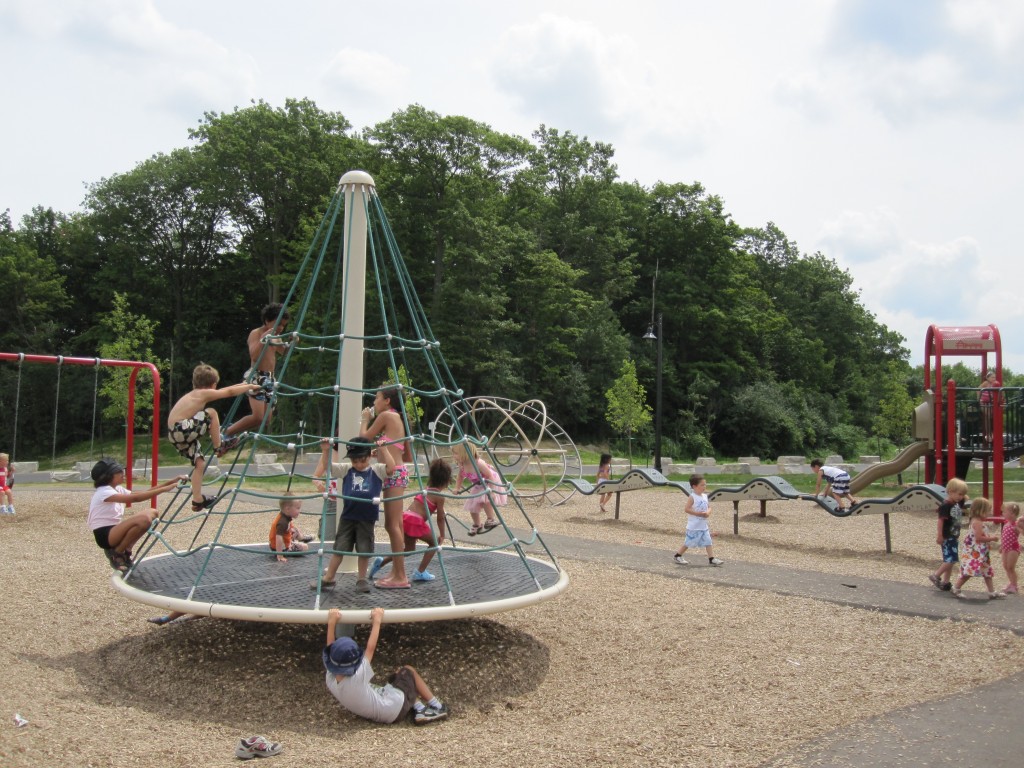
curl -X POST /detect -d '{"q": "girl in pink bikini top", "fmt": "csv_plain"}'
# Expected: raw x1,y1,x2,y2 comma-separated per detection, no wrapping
359,386,412,464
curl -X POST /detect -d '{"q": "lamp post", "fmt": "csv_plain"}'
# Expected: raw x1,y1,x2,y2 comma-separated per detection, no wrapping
643,313,663,473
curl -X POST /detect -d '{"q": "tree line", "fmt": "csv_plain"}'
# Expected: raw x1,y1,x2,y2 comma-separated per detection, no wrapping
2,98,998,462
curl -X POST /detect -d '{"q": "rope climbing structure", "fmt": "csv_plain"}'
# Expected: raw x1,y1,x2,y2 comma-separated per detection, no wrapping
113,171,569,623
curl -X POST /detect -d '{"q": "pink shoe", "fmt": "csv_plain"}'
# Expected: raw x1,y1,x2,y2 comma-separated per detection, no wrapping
1001,585,1018,595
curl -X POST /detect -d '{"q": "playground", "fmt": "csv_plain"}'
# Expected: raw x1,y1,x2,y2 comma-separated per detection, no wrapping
2,483,1022,767
3,175,1024,766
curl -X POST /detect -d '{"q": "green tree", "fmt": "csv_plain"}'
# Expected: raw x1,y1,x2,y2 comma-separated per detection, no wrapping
365,105,533,398
718,380,818,459
571,302,631,430
633,183,775,451
505,249,593,419
873,361,916,443
97,293,168,428
605,359,652,465
367,105,532,314
190,98,355,303
0,210,70,350
386,364,424,430
673,371,716,459
528,126,637,303
83,148,244,401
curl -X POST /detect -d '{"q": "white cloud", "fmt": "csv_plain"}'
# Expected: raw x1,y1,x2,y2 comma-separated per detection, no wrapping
817,208,904,264
946,0,1024,55
816,0,1024,122
815,207,1024,370
490,13,628,135
320,48,410,115
6,0,258,118
489,13,711,159
772,70,839,122
856,50,968,122
819,208,980,313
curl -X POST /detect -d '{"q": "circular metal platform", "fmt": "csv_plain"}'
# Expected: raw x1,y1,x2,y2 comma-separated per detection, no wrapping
113,544,568,624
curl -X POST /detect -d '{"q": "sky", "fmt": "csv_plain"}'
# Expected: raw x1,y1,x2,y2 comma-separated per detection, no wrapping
2,0,1023,372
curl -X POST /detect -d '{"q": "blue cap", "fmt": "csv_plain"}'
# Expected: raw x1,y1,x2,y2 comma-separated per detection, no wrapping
323,636,363,676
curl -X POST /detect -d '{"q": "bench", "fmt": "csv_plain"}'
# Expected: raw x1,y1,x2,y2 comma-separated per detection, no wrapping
567,468,691,520
709,476,945,552
709,476,828,532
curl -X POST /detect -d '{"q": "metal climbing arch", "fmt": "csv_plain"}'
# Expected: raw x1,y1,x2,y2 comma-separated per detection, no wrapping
429,396,583,506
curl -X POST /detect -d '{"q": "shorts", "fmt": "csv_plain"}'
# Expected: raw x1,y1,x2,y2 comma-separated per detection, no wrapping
383,465,409,490
684,528,713,549
941,537,959,563
247,370,275,402
827,473,851,495
386,666,419,722
334,518,375,556
93,525,114,550
168,409,212,466
403,510,432,540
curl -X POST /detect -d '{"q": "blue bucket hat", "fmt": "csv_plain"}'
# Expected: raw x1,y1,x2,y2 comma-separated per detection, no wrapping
323,636,363,676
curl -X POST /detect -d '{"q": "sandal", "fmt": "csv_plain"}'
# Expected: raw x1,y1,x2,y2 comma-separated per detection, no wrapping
147,615,173,626
104,549,129,573
214,435,241,457
191,494,217,512
374,579,411,589
468,524,483,536
482,519,500,532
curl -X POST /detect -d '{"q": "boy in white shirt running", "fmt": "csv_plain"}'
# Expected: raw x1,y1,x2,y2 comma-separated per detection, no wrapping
673,474,724,566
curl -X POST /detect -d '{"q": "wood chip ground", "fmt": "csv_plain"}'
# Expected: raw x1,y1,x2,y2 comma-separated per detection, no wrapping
1,486,1021,767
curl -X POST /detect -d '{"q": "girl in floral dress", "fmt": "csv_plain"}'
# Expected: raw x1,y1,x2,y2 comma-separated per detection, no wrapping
952,497,1004,600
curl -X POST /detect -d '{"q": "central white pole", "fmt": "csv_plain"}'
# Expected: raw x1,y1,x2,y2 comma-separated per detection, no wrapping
337,170,375,436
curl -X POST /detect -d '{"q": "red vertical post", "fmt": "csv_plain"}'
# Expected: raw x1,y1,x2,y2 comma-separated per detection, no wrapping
994,385,1004,511
946,379,958,483
127,367,137,495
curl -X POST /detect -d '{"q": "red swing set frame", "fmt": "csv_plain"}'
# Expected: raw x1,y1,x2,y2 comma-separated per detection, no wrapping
0,353,161,506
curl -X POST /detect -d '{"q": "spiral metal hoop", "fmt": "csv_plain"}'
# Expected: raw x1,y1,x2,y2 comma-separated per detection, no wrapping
430,396,583,506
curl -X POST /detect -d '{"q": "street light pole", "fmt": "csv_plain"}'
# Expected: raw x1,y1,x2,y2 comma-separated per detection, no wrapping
644,313,663,473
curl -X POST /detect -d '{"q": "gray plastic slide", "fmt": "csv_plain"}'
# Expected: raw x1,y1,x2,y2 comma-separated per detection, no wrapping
848,440,931,494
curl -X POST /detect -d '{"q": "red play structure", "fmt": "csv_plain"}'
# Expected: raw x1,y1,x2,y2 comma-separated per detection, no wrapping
923,325,1024,510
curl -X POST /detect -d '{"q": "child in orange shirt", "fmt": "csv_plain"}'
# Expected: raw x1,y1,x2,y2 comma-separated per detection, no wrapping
269,494,313,562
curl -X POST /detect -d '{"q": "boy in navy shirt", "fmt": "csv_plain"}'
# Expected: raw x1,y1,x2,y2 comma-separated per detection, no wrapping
311,436,395,592
929,477,968,591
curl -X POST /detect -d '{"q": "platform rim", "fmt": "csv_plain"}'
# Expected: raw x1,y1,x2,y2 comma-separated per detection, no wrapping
110,546,569,624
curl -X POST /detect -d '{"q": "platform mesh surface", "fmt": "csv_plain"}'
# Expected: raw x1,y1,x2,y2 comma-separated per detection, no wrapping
124,544,561,611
